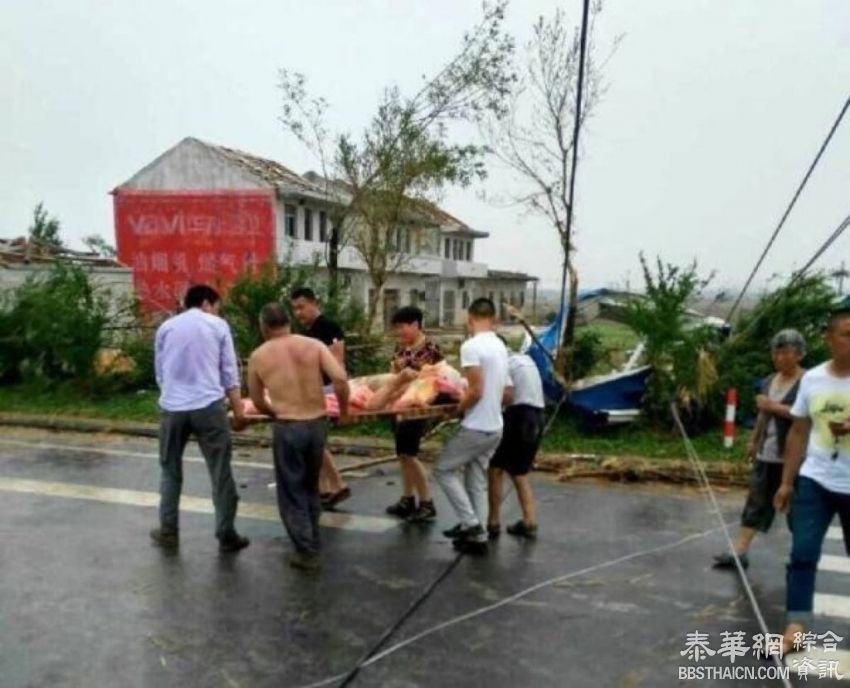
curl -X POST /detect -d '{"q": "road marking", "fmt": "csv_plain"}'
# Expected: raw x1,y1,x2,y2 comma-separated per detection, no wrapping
814,593,850,620
0,477,398,533
827,526,844,541
821,555,850,574
0,437,272,470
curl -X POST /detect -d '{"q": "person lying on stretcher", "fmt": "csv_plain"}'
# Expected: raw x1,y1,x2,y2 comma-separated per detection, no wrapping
241,361,467,418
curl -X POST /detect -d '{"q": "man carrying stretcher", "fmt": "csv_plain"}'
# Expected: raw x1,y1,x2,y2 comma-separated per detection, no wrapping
247,303,350,571
434,297,510,555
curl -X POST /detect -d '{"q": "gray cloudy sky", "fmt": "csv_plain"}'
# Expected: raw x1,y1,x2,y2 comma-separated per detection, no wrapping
2,1,849,292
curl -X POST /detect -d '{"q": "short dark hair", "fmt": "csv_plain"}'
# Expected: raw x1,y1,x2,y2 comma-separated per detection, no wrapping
184,284,221,309
260,302,290,329
827,308,850,331
391,306,424,327
290,287,317,302
468,297,496,319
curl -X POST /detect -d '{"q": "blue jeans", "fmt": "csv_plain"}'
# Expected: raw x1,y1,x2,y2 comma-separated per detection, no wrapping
786,476,850,623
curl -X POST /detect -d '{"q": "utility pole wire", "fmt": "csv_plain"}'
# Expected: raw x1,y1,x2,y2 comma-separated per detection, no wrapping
725,95,850,323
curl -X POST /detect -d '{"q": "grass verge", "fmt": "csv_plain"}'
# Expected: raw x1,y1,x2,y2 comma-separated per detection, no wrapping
0,382,159,422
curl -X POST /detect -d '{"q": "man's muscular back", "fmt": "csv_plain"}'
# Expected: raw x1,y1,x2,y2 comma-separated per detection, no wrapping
250,335,328,420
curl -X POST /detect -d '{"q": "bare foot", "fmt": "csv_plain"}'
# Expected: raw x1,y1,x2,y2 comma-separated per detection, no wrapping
783,623,805,654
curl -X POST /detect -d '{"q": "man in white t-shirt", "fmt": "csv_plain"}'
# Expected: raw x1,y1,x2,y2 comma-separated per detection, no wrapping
774,309,850,652
487,344,546,541
434,297,510,555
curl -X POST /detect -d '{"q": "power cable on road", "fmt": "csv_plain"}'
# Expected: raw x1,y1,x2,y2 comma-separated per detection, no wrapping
670,403,793,687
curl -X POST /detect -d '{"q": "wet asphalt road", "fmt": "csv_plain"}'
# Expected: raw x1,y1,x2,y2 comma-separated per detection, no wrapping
0,426,848,688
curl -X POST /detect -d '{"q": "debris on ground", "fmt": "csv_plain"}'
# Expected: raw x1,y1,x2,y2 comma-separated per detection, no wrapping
536,454,749,487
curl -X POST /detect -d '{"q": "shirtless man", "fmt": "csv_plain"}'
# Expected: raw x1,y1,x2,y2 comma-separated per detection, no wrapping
290,287,351,509
247,303,350,571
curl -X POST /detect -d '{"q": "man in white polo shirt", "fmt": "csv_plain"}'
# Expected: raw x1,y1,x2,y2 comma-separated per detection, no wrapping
774,308,850,651
434,297,510,555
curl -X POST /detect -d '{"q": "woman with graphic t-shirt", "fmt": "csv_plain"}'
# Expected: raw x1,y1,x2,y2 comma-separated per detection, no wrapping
385,306,443,523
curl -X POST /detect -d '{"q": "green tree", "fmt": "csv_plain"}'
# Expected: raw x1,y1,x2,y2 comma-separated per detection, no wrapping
623,254,717,428
83,234,117,258
0,263,108,382
279,1,516,330
570,328,604,380
716,274,836,422
28,202,62,247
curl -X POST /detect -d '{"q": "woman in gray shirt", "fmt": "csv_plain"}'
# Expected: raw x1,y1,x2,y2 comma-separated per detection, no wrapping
713,329,805,570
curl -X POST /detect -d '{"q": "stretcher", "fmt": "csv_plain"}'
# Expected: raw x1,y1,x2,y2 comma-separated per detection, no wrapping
238,403,460,426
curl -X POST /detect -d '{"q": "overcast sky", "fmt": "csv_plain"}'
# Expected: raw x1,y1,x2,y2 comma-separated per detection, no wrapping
2,1,849,292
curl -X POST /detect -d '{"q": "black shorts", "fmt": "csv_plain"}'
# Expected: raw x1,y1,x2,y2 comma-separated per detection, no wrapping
740,460,785,532
490,405,545,476
393,418,430,457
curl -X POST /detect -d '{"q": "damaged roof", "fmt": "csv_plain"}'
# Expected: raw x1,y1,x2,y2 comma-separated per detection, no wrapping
206,141,330,198
414,199,489,238
0,237,127,269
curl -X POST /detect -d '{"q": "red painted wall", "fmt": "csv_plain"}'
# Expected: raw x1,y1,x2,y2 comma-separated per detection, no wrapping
114,190,275,311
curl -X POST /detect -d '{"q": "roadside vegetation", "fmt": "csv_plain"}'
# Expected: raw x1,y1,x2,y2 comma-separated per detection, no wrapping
0,382,736,460
0,243,838,465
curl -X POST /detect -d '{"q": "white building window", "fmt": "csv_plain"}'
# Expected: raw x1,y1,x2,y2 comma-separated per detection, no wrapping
444,238,450,258
304,208,313,241
319,211,328,242
285,205,297,238
465,242,472,261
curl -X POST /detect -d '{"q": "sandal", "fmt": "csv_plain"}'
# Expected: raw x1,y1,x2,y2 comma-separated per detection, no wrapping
322,487,351,510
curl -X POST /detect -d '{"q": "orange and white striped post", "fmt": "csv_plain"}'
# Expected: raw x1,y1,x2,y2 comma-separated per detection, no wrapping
723,388,737,449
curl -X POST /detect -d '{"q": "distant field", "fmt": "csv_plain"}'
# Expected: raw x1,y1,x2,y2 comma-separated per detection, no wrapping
583,319,639,348
579,320,640,372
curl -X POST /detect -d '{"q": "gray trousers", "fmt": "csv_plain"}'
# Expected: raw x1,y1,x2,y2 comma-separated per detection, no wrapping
158,400,239,540
434,426,502,531
272,418,328,555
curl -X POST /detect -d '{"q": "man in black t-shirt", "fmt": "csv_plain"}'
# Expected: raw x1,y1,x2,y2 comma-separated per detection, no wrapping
306,315,345,384
291,287,350,508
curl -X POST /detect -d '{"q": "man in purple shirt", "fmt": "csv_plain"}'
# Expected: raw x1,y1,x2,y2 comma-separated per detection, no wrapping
151,284,250,553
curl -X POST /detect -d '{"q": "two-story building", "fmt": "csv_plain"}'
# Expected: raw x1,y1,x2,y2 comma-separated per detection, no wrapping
113,137,536,327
